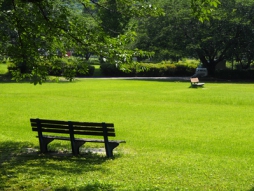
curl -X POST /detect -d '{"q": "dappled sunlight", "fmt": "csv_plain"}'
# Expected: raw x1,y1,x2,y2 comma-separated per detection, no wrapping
0,141,111,190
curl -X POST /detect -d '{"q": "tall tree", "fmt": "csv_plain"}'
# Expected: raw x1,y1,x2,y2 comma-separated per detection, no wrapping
134,0,254,75
0,0,222,83
0,0,160,84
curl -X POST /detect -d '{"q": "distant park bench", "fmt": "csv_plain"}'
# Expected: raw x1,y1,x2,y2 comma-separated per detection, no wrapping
30,118,126,157
190,78,205,87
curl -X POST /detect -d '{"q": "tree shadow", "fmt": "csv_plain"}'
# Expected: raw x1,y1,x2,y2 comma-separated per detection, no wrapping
55,182,116,191
0,141,110,190
0,74,77,84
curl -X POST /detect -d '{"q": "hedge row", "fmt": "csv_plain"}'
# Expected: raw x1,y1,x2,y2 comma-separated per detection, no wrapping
48,59,95,77
100,62,197,77
8,58,95,79
215,69,254,80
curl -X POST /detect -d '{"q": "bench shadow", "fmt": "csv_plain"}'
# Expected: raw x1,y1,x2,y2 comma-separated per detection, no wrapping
0,141,110,190
55,182,116,191
188,85,204,88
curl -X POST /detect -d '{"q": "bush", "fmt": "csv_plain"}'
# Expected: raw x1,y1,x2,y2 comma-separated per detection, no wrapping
174,64,196,76
76,62,95,77
48,58,95,78
100,61,197,77
100,63,134,77
215,69,254,80
49,59,66,76
137,63,179,77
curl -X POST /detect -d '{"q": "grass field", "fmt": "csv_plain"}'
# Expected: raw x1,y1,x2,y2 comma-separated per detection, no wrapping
0,79,254,190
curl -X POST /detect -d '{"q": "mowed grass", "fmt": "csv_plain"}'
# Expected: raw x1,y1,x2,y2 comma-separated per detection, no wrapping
0,79,254,190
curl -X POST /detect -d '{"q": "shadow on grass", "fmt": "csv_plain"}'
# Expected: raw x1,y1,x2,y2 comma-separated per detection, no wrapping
120,76,254,84
188,85,205,89
0,74,78,84
55,182,116,191
0,141,111,190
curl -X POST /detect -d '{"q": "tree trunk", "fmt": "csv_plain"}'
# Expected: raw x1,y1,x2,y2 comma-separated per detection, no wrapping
196,50,224,76
205,62,216,76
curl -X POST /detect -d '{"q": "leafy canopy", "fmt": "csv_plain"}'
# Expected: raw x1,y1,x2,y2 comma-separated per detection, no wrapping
191,0,221,22
0,0,220,84
0,0,161,84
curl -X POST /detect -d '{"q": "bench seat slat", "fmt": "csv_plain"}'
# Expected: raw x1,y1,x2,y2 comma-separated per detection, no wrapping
40,135,126,143
32,128,70,134
31,123,69,129
32,128,116,136
31,123,114,129
30,119,114,127
31,123,115,132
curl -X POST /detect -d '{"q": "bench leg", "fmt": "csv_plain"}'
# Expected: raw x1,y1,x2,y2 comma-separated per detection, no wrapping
71,141,86,155
105,142,119,158
39,138,54,153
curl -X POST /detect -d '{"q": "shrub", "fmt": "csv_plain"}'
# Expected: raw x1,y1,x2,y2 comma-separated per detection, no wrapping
215,69,254,80
49,59,66,76
137,63,179,76
174,63,196,76
100,61,197,77
49,58,95,78
76,63,95,77
100,63,134,77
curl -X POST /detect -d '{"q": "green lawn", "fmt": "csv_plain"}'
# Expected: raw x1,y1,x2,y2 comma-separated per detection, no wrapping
0,79,254,190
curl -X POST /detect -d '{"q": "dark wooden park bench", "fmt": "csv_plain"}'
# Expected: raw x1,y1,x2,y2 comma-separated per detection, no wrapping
30,118,126,158
190,78,205,87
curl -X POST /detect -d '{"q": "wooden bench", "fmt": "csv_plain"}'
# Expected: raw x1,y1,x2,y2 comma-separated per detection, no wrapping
190,78,205,87
30,118,126,158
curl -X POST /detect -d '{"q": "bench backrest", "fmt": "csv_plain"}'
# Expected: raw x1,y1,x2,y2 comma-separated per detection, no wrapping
190,78,199,83
30,118,115,137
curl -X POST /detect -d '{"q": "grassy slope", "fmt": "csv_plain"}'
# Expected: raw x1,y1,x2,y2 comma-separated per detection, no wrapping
0,79,254,190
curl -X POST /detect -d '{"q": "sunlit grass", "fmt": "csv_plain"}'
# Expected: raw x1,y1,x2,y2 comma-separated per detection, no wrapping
0,79,254,190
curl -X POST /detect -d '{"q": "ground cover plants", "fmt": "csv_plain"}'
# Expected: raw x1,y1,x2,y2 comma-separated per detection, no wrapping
0,79,254,190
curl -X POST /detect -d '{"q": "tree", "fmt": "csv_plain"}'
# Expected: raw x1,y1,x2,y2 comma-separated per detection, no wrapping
0,0,223,83
134,0,254,76
0,0,161,84
97,0,131,37
133,0,192,61
227,1,254,69
191,0,221,22
187,0,254,74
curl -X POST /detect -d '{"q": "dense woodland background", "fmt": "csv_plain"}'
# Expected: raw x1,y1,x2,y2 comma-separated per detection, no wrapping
1,0,254,82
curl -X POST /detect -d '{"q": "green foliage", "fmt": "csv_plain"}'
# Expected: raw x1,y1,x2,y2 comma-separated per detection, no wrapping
100,63,134,77
137,63,177,77
0,0,161,84
215,69,254,80
0,63,8,74
49,58,94,79
191,0,221,22
100,60,198,77
6,57,94,82
97,0,131,37
77,64,95,77
135,0,254,76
